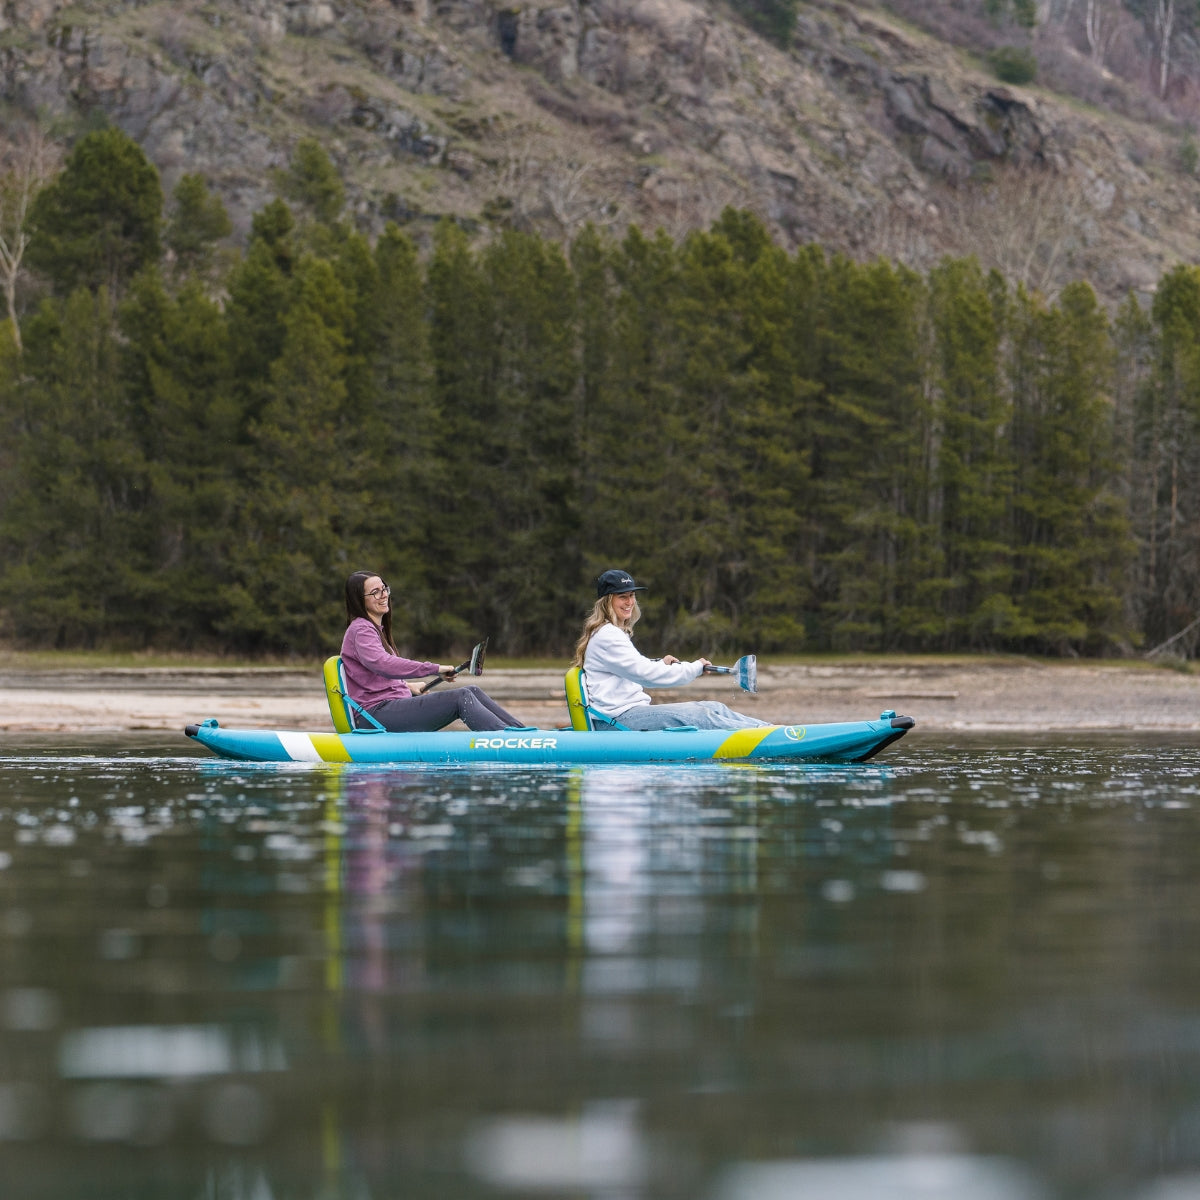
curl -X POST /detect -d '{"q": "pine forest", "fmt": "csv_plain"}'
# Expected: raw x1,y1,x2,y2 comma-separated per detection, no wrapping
1,128,1198,661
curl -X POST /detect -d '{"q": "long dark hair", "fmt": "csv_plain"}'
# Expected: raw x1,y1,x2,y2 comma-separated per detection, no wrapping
345,570,397,653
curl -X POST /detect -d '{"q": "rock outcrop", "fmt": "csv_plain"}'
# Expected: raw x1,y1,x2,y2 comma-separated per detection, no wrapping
0,0,1193,300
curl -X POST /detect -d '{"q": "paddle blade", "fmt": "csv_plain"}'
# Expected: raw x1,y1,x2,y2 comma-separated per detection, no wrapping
735,654,757,694
467,638,488,677
702,655,757,693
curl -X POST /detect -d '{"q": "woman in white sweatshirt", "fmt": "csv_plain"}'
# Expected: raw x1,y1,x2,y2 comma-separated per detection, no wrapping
571,569,769,731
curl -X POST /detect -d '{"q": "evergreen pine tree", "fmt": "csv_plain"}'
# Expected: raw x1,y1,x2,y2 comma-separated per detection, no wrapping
117,271,239,643
1142,265,1200,648
589,226,685,646
570,223,615,563
927,257,1016,647
1112,291,1159,648
808,255,929,649
165,173,232,280
277,139,345,227
26,128,162,297
349,225,440,649
425,220,497,650
481,229,581,652
1008,282,1131,652
224,207,295,428
218,256,355,652
0,289,152,644
665,214,809,651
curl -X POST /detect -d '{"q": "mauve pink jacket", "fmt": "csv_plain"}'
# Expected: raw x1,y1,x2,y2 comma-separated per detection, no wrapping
340,617,440,710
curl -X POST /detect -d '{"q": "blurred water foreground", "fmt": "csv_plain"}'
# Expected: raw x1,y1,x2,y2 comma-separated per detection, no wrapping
0,730,1199,1198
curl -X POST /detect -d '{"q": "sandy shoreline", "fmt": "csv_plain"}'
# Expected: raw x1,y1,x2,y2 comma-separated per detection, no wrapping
0,660,1198,734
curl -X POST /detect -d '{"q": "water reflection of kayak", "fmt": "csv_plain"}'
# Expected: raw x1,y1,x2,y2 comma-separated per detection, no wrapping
183,712,915,765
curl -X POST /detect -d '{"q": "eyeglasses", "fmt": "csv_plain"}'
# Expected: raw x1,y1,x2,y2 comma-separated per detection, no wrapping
365,585,391,600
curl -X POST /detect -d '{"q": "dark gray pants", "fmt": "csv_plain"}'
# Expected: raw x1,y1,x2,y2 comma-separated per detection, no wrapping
364,685,525,733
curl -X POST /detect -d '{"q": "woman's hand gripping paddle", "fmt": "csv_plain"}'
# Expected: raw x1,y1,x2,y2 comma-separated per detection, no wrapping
702,654,757,694
417,638,488,695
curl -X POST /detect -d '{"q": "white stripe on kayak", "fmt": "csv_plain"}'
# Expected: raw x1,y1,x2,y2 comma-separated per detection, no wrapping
278,732,323,762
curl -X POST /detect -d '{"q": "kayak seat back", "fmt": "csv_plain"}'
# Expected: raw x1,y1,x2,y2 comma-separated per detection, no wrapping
324,656,387,734
564,667,593,731
323,656,354,734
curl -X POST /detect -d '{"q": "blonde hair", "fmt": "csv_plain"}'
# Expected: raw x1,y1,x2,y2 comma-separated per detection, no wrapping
571,595,641,667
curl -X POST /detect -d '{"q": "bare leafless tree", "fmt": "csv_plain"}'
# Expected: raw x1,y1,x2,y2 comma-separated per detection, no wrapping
1082,0,1127,66
1154,0,1177,97
486,122,626,238
923,168,1090,297
866,198,940,277
0,125,59,354
543,159,626,237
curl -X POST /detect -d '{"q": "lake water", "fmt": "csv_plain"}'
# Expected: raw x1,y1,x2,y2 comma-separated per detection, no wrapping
1,731,1199,1199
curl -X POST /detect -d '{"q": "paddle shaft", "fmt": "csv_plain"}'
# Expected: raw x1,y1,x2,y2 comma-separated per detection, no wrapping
418,639,486,694
418,658,470,694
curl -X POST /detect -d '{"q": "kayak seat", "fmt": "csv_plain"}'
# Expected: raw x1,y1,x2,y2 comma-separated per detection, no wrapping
323,656,353,734
564,666,594,731
323,656,385,734
564,667,631,731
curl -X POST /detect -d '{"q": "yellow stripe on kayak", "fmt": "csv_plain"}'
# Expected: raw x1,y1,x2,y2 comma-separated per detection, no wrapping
714,726,778,759
311,733,353,763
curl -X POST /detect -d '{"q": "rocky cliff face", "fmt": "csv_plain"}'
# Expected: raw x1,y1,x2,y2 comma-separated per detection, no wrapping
0,0,1193,301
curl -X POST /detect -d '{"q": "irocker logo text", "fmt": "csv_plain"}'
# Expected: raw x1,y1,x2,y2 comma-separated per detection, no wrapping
469,736,559,750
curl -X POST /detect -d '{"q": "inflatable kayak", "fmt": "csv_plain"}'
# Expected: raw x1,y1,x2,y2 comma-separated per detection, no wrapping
184,711,914,765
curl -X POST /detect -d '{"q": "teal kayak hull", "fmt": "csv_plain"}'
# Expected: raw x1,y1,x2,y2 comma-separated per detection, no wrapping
184,713,914,765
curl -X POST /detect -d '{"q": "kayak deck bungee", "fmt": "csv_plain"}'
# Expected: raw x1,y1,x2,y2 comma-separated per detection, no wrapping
184,711,915,765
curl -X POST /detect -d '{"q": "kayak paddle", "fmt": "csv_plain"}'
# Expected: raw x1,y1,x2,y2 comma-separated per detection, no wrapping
702,654,757,694
418,638,488,694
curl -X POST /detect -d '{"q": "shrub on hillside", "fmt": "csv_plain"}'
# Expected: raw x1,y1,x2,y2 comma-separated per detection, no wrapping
1179,134,1199,176
730,0,798,48
988,45,1037,85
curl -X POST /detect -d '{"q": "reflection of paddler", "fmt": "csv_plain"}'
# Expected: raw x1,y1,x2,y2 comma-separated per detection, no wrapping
341,570,526,732
339,771,430,1002
569,767,766,1034
566,769,583,993
344,776,390,992
323,777,344,998
574,767,655,957
321,775,343,1185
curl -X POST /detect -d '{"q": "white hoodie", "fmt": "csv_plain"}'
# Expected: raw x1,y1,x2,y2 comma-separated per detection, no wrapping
582,623,706,718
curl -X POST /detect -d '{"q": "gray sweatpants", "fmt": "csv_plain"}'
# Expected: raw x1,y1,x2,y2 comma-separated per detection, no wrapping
363,685,525,733
607,701,770,731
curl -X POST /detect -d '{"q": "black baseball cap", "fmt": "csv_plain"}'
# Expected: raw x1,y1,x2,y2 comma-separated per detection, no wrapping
596,569,646,598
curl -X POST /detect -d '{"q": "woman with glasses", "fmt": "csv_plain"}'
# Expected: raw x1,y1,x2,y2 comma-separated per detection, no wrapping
340,571,527,732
